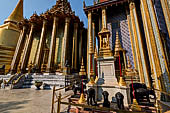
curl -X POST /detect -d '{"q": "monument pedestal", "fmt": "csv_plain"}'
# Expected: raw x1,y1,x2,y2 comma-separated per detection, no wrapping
87,56,130,107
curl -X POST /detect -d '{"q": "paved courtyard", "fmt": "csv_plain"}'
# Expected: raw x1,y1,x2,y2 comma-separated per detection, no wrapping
0,88,69,113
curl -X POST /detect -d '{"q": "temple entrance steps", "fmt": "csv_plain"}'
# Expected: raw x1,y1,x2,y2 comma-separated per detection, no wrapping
0,74,13,81
0,73,79,89
22,73,77,89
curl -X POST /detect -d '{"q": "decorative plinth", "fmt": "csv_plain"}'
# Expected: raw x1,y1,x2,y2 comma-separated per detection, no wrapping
87,56,130,107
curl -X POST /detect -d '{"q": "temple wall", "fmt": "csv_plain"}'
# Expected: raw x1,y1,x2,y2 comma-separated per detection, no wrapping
107,10,134,68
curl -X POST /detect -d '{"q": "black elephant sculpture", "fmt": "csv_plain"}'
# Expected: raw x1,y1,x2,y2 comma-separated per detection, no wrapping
87,88,97,106
129,83,156,104
115,92,124,109
102,91,110,108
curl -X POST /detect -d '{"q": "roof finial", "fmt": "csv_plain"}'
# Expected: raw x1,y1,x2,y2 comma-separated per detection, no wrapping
83,0,86,8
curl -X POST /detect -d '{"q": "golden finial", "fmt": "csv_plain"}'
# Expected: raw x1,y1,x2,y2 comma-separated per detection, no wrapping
79,57,86,76
83,0,86,8
94,47,98,59
114,30,124,57
5,0,23,23
93,0,96,5
127,56,132,69
78,93,86,104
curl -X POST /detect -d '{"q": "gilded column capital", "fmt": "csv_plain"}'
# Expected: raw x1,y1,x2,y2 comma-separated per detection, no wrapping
129,1,135,10
88,11,92,18
42,19,48,26
53,16,59,21
65,17,71,24
74,23,78,29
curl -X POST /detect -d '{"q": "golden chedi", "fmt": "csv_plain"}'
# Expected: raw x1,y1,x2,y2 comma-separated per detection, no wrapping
0,0,23,73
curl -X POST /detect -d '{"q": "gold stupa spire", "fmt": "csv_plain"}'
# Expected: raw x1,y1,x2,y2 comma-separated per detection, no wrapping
79,57,86,76
127,56,132,69
5,0,23,23
114,30,124,57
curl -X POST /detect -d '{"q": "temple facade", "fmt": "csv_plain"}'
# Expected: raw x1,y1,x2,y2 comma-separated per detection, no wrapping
84,0,170,93
0,0,87,74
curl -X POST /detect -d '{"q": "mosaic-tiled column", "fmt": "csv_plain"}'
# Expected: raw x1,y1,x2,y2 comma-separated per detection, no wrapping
87,11,92,77
61,17,70,70
72,23,78,71
47,17,59,73
21,23,35,72
10,21,28,74
35,19,47,72
140,0,169,91
129,1,151,87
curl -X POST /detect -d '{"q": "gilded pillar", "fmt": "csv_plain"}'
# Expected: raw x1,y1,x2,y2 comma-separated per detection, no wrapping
89,26,94,81
92,21,96,74
47,17,59,72
72,23,78,71
21,23,35,72
87,11,92,77
123,51,127,69
61,17,70,70
129,1,151,87
127,12,137,70
79,29,83,66
35,20,47,71
10,23,27,74
140,0,164,91
160,0,170,38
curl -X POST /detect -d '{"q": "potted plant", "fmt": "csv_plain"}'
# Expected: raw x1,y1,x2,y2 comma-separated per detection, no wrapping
35,80,43,90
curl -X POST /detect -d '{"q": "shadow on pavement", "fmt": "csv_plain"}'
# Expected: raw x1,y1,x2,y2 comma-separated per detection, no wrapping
0,100,30,113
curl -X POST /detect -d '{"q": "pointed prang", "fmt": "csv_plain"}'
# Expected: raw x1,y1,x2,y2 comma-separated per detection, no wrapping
114,30,124,57
79,57,86,76
5,0,23,23
81,57,84,66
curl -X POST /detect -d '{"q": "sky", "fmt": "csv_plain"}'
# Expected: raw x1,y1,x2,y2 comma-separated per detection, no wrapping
0,0,93,28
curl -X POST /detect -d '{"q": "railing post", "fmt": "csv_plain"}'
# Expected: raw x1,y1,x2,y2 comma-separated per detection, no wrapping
57,92,61,113
51,86,55,113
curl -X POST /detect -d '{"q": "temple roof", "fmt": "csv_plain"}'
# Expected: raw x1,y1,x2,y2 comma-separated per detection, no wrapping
5,0,23,23
84,0,128,13
29,0,80,24
49,0,74,16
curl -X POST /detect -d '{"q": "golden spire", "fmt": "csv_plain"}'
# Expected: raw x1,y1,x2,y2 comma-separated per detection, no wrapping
79,57,86,76
94,47,98,59
127,56,132,69
114,30,124,57
5,0,23,23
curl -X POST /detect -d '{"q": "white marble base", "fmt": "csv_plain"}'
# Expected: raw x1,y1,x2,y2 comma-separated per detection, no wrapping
87,56,130,107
